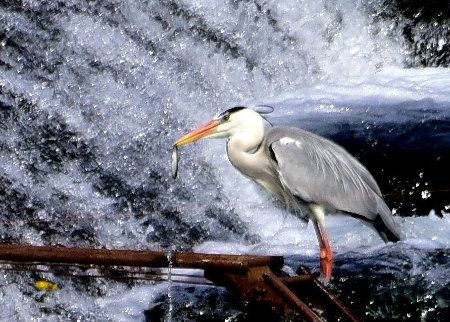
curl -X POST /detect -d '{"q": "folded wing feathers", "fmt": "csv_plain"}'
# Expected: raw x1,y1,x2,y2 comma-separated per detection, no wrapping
267,127,381,218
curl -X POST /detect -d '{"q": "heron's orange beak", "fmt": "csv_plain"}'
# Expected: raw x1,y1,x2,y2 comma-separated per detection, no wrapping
174,120,221,146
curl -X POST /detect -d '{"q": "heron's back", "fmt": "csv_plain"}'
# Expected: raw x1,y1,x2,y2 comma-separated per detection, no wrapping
263,126,401,241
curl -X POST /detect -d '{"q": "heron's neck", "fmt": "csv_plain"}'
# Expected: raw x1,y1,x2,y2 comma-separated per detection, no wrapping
226,131,265,179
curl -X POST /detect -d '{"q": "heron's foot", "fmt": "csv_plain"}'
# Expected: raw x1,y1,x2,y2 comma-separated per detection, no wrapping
319,248,334,280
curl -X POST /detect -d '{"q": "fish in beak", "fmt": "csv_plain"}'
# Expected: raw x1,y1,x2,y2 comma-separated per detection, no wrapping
172,119,221,179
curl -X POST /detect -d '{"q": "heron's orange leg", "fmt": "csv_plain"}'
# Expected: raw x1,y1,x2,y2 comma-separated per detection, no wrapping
313,221,334,279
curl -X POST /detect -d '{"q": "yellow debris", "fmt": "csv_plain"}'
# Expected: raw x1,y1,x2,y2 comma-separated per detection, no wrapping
35,280,59,291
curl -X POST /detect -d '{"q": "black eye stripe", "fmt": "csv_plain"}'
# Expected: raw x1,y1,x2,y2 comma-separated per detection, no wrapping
217,106,246,118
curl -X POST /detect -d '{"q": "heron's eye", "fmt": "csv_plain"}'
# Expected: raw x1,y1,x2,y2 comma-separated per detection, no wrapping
223,114,230,121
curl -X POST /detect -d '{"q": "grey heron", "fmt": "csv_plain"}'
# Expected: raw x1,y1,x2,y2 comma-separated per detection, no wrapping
174,106,401,279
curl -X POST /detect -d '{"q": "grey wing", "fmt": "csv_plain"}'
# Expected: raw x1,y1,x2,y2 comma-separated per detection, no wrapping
266,127,383,220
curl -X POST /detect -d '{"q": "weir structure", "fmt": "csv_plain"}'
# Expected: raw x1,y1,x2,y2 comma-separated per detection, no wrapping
0,244,360,321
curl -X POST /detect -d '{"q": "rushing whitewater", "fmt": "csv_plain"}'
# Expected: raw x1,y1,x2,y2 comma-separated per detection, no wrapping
0,0,449,320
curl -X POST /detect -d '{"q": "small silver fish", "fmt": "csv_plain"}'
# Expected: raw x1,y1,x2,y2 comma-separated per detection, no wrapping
171,145,180,179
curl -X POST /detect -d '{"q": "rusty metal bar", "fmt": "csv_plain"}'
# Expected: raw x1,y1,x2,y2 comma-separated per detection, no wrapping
297,266,362,322
173,251,284,270
0,244,166,266
0,244,283,271
0,244,361,321
278,274,315,284
263,271,323,322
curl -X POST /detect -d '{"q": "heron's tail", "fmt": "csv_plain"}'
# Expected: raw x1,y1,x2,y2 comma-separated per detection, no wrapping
373,197,402,242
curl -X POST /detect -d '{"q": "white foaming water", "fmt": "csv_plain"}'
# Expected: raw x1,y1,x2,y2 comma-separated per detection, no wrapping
97,283,169,321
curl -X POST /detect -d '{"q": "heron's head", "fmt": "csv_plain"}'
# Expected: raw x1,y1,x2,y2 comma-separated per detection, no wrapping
174,106,268,147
